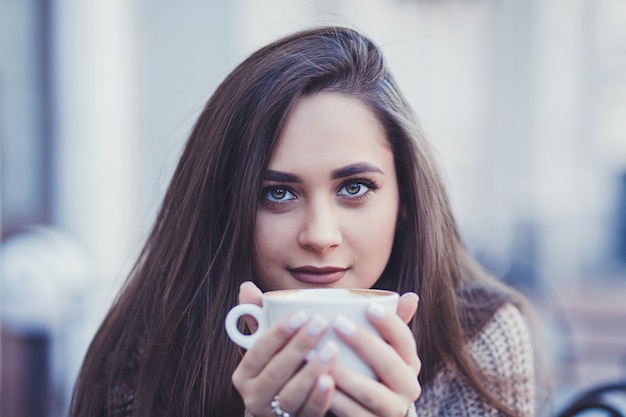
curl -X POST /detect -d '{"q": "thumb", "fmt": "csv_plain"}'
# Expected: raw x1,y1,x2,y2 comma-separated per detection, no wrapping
396,292,419,324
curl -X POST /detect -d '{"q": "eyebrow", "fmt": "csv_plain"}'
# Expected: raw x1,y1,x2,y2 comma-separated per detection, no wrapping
264,170,301,183
331,163,384,179
263,163,384,183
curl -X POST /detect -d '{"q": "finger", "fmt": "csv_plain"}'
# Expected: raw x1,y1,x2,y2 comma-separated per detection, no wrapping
238,281,263,332
278,340,339,416
299,375,335,417
329,388,378,417
256,315,329,384
332,314,420,394
396,292,419,324
368,303,420,372
331,365,417,417
234,310,310,379
238,281,262,304
232,314,331,415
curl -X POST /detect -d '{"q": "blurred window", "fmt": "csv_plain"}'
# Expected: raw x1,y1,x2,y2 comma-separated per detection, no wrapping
1,0,53,238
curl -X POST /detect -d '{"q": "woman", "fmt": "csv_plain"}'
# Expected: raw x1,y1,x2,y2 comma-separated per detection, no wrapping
70,26,535,417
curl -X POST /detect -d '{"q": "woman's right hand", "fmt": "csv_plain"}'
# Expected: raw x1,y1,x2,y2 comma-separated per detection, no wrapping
232,282,339,417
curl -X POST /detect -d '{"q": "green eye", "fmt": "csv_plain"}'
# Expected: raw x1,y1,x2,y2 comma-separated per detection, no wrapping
270,188,287,200
345,182,361,195
337,179,377,199
263,186,296,203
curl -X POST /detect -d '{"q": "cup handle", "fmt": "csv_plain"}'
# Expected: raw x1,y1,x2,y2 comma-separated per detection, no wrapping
224,303,266,349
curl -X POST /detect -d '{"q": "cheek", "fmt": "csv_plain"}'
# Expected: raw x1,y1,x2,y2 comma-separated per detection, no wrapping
347,200,398,265
253,215,291,265
361,219,396,258
359,194,399,240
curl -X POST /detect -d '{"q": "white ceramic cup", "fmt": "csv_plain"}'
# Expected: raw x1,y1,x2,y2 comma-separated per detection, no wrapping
225,288,399,379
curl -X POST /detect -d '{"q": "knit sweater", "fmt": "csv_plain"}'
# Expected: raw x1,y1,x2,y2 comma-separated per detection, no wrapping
244,303,534,417
414,303,535,417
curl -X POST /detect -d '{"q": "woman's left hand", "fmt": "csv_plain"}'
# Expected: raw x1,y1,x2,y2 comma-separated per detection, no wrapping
329,292,421,417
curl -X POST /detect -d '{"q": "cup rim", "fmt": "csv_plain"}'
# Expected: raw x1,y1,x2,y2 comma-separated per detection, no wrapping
261,288,398,302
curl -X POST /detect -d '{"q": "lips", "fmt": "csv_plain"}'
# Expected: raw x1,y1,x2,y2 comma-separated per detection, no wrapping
288,265,348,284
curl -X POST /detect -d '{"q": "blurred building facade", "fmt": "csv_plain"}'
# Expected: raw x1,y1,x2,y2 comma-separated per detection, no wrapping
1,0,626,415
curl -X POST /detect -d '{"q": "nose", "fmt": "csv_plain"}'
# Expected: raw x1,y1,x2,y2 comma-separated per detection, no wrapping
298,198,342,253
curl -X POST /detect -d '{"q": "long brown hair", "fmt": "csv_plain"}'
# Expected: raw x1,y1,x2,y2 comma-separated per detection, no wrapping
70,26,525,417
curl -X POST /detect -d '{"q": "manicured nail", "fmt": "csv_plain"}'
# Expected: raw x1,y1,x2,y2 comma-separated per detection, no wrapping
403,291,420,302
239,281,254,290
317,340,340,363
305,349,317,362
307,315,328,336
317,374,333,393
287,311,308,330
368,303,387,319
333,314,356,335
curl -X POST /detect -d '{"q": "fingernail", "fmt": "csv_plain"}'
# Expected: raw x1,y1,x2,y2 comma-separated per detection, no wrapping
368,303,386,319
317,340,339,363
239,281,253,289
333,315,356,335
287,311,308,330
307,315,328,336
317,374,333,393
305,349,317,362
405,291,419,302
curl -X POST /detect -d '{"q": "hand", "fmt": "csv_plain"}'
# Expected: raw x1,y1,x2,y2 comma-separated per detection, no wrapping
329,292,421,417
232,282,338,417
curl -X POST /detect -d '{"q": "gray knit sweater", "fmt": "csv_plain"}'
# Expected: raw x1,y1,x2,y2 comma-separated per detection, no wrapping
413,303,535,416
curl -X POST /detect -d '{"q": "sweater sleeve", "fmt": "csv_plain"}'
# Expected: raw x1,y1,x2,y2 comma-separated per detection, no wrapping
415,303,535,417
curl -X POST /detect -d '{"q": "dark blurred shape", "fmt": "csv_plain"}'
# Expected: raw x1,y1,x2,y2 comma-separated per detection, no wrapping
1,329,50,417
555,381,626,417
616,171,626,264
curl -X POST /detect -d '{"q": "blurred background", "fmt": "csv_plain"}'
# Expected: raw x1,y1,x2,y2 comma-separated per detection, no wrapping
1,0,625,416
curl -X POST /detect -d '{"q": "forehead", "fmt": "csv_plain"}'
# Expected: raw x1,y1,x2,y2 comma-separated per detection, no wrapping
269,93,391,171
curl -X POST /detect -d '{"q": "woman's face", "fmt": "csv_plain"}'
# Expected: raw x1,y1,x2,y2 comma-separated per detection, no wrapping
253,92,400,291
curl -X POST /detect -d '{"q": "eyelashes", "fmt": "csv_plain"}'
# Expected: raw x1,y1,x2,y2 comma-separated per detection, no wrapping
263,186,297,203
260,178,380,207
337,179,378,198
